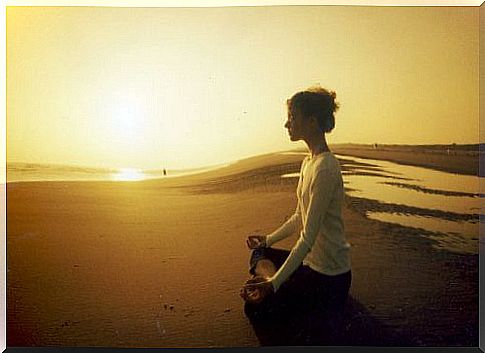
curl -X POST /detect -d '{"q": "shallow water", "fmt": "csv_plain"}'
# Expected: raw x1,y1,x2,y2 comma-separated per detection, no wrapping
6,163,230,183
338,154,480,212
366,212,479,254
280,153,481,254
281,172,300,178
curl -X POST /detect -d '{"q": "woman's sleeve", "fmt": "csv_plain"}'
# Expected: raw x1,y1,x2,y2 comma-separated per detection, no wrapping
265,203,302,247
269,167,337,292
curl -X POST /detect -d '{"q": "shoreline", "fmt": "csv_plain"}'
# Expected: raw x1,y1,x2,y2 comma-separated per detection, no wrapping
331,144,479,176
6,143,480,187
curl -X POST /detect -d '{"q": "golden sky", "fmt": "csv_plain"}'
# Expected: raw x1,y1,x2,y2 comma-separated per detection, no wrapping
6,5,479,170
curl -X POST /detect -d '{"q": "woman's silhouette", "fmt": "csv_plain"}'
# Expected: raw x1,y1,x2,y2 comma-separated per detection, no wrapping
240,87,352,324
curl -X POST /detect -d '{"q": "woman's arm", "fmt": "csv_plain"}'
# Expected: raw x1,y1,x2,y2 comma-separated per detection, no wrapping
269,167,337,292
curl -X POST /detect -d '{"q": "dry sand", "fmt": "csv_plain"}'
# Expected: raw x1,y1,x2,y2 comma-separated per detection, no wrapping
7,148,479,347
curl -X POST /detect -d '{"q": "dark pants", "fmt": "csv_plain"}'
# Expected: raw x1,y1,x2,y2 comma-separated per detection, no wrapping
246,247,351,321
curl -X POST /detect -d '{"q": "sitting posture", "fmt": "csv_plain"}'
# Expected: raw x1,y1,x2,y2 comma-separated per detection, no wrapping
240,87,352,320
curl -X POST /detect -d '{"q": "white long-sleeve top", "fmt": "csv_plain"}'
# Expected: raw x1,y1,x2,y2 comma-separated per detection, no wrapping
266,152,351,292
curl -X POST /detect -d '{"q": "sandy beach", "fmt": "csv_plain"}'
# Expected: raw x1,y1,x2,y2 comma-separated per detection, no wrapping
7,146,479,347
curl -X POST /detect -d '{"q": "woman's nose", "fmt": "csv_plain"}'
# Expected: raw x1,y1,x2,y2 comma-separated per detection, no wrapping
284,120,290,128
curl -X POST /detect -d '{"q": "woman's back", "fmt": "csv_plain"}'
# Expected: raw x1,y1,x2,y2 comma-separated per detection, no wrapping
299,152,350,275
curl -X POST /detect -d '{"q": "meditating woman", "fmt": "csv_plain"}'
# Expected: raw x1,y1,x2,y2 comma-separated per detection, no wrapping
240,87,351,320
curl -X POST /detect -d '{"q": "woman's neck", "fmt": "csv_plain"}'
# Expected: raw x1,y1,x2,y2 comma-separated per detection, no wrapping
305,134,330,158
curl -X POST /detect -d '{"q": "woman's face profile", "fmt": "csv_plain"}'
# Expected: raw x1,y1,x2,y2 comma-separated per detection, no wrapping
285,104,305,142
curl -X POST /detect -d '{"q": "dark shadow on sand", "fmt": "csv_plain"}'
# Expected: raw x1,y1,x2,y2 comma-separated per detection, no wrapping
245,295,415,346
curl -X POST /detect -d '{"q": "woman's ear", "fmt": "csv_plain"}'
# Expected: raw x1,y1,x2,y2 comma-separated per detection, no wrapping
309,115,320,129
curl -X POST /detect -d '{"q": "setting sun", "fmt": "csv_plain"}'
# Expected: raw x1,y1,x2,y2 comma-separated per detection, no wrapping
102,88,148,145
6,6,478,172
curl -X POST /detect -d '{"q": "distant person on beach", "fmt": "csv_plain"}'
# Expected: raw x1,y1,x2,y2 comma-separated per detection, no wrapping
240,87,352,322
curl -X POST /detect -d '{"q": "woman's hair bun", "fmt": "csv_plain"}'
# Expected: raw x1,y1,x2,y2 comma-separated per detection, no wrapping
289,86,339,133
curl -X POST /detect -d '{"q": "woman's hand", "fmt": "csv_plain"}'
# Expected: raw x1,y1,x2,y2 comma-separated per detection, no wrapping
239,276,274,304
246,235,267,249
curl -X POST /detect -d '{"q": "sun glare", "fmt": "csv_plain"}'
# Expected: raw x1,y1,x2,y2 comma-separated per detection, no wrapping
113,168,146,181
104,90,148,147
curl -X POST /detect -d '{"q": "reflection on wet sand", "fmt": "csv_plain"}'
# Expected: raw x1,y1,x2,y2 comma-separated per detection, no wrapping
280,153,480,254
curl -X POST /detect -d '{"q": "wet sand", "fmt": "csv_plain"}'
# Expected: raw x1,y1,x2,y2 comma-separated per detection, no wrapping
332,143,479,176
7,148,479,347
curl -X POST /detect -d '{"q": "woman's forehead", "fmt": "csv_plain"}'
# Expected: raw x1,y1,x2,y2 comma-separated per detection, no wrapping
286,99,295,111
287,101,299,115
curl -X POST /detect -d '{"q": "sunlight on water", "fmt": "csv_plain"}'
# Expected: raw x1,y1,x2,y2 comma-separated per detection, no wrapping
344,174,479,215
280,152,308,156
336,155,480,215
367,211,479,238
282,172,300,178
113,168,146,181
340,155,480,195
279,154,482,254
366,212,479,254
7,162,234,183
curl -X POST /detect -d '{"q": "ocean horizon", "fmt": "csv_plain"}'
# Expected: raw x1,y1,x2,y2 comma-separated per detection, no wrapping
6,143,482,183
6,161,231,183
